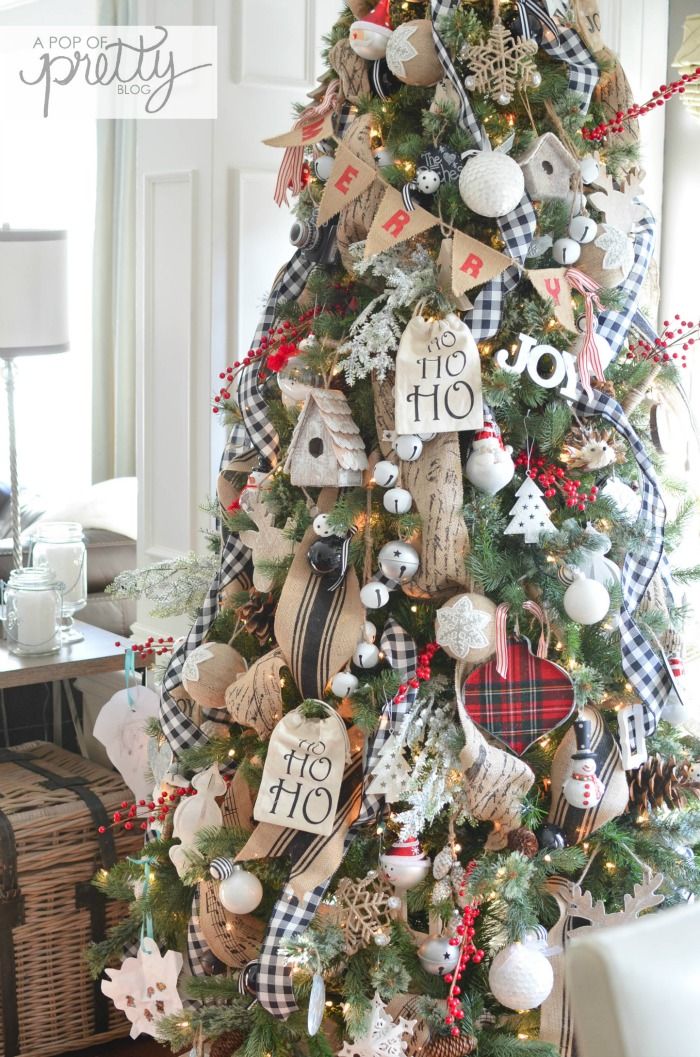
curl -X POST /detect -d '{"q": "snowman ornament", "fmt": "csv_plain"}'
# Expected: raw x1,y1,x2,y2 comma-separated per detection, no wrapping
562,718,605,810
464,411,515,495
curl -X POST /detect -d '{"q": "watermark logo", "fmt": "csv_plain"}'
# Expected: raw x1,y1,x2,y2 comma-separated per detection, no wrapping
0,25,217,118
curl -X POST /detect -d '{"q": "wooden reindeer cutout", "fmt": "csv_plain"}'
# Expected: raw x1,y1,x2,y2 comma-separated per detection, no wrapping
237,474,296,592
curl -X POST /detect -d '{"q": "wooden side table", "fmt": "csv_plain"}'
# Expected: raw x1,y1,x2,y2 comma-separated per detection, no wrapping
0,621,149,756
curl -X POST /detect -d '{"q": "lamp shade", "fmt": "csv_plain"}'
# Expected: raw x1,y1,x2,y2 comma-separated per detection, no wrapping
0,228,69,357
672,16,700,118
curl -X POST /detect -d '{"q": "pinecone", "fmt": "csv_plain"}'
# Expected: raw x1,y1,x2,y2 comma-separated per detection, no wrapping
237,591,276,644
627,754,695,815
209,1030,246,1057
506,827,539,859
424,1034,478,1057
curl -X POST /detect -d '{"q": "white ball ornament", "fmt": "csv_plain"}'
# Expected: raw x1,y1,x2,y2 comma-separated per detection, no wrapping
218,865,263,915
353,641,380,669
383,487,413,515
377,541,420,582
395,434,423,462
579,155,601,184
314,154,335,182
373,460,399,487
417,935,461,976
360,581,391,609
569,214,598,244
563,572,611,625
312,513,335,538
551,237,581,266
459,152,525,218
571,330,614,373
331,670,359,698
415,168,440,194
488,939,554,1011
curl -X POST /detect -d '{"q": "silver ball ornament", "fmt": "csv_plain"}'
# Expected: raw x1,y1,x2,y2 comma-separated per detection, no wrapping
465,75,477,90
377,541,420,583
551,237,581,265
218,866,263,915
497,91,512,105
383,487,413,515
373,930,391,947
417,935,461,976
373,460,399,487
395,434,423,462
312,513,334,538
530,70,542,87
569,214,598,244
314,154,335,182
360,581,390,609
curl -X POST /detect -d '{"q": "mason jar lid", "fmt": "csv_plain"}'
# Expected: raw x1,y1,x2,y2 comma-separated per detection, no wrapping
32,521,84,543
7,567,61,590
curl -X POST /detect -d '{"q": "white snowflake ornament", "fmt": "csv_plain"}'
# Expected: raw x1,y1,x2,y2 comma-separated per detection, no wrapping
338,992,416,1057
435,593,495,661
181,643,214,683
102,938,183,1039
385,22,418,79
594,224,635,273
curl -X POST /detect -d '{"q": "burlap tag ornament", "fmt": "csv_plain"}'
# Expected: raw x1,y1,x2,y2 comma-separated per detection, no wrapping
336,114,385,274
317,142,378,227
527,268,578,333
394,313,483,435
198,878,265,968
373,377,470,595
547,705,628,843
364,185,439,258
451,230,512,298
274,488,364,699
253,703,350,837
263,111,335,149
225,647,286,738
328,39,370,105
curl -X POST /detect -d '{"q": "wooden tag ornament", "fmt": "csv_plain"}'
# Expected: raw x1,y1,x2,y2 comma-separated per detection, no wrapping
182,642,248,711
394,313,483,435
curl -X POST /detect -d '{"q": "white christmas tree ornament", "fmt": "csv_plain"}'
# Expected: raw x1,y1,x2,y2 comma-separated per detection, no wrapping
504,477,555,544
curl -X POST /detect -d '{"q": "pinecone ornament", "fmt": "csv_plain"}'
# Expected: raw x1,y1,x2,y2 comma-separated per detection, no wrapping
506,827,539,859
209,1031,246,1057
627,754,696,815
422,1033,478,1057
237,591,276,643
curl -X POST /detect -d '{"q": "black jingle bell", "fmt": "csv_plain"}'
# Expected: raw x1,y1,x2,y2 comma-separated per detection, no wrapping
308,537,343,576
200,949,227,976
370,58,401,101
238,961,258,998
536,822,568,850
418,145,462,187
503,6,544,46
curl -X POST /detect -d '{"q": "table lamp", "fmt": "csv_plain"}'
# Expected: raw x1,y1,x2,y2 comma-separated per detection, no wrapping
0,226,69,570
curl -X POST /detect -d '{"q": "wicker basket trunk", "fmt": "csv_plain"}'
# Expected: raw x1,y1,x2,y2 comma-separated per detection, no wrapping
0,741,142,1057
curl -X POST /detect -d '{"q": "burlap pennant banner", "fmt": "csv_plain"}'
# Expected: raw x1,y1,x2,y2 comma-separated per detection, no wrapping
317,142,378,226
364,185,440,258
527,267,578,333
225,647,286,738
263,110,335,149
452,229,513,297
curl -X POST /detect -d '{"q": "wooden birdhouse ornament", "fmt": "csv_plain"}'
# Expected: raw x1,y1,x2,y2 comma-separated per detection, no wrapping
284,388,368,487
519,133,579,201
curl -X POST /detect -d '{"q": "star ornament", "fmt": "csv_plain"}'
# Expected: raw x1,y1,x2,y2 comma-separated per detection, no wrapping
338,992,416,1057
102,939,183,1038
435,593,495,661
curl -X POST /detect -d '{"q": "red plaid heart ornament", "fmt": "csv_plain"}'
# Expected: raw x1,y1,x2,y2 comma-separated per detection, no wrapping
462,637,575,755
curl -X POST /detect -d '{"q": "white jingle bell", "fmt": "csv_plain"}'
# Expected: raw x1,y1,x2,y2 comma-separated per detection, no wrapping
378,541,420,583
417,935,461,976
331,670,360,698
373,460,400,487
362,620,377,643
488,939,554,1011
313,513,335,538
360,581,390,609
314,154,335,182
417,432,437,442
459,151,525,218
383,487,413,515
552,237,581,266
569,214,598,244
579,156,600,184
571,330,615,373
563,572,610,625
415,168,440,194
218,865,263,915
374,146,393,168
353,641,380,669
395,434,423,462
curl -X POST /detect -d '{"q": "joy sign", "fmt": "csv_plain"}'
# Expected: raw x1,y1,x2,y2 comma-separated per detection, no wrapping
253,704,350,837
495,332,580,400
395,313,483,434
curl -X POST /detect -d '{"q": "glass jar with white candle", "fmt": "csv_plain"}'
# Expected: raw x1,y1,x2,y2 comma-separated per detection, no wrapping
2,567,62,656
31,522,87,643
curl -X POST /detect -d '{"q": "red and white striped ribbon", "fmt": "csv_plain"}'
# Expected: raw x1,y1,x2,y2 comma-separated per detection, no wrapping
566,267,604,397
495,603,510,679
273,80,341,207
523,600,551,659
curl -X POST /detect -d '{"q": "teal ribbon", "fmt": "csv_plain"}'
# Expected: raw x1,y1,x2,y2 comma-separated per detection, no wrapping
129,855,156,950
124,649,136,710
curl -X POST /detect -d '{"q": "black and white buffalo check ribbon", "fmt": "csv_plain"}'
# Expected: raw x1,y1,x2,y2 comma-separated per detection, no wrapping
539,15,599,111
254,683,419,1019
381,618,418,678
516,0,559,39
573,388,672,734
596,209,656,357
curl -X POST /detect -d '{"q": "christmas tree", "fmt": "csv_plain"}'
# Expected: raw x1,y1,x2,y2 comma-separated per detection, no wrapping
96,2,700,1055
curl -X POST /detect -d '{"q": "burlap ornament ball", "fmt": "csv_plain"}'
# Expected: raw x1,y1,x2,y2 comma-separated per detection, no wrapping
182,642,247,710
458,152,525,218
435,592,496,663
385,20,443,87
577,229,633,288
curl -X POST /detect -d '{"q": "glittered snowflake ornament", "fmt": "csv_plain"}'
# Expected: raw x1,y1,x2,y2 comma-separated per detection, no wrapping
338,991,416,1057
463,19,540,105
330,871,400,955
101,938,183,1038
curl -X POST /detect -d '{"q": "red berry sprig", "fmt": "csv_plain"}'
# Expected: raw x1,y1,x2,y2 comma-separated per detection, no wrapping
394,642,439,705
97,785,196,835
211,308,320,415
514,453,598,512
583,67,700,141
115,636,175,659
443,862,484,1038
626,315,697,369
